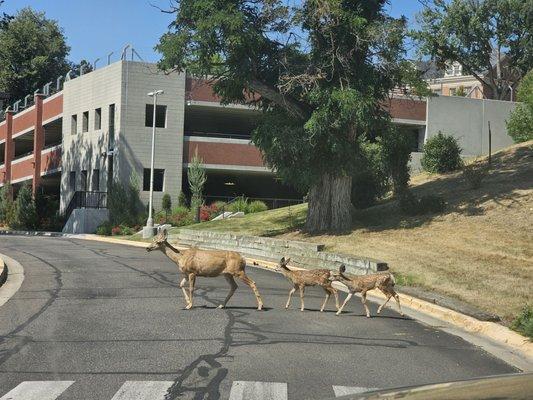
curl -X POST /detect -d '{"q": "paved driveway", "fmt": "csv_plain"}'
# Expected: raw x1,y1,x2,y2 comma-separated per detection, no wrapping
0,237,516,399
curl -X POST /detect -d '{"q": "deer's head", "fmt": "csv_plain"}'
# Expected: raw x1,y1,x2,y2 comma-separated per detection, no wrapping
276,257,291,272
328,264,348,282
146,230,168,252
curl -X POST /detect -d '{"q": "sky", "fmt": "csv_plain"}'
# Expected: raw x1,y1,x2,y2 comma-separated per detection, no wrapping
2,0,425,65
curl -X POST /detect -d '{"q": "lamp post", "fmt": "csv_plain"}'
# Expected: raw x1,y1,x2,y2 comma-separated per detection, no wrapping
142,89,164,239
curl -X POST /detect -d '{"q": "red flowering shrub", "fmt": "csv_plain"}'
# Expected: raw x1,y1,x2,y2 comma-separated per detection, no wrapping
111,225,122,235
199,204,219,222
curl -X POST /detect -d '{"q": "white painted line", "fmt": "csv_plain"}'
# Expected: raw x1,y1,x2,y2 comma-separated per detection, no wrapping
332,386,378,397
0,381,74,400
110,381,174,400
229,381,288,400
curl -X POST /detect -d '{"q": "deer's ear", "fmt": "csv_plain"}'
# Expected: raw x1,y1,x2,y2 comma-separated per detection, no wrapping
339,264,346,273
280,257,286,264
285,258,291,264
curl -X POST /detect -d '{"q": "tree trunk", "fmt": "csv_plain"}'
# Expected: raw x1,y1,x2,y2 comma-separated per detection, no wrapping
304,173,352,233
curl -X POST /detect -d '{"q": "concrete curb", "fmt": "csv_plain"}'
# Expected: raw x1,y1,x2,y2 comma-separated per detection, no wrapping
0,253,25,309
2,232,532,370
0,257,7,287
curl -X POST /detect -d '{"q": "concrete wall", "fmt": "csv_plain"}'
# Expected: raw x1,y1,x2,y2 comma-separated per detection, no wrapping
425,96,517,157
119,62,185,209
62,208,109,234
170,229,388,275
60,62,123,212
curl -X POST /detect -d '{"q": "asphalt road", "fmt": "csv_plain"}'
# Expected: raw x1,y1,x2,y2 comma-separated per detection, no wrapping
0,237,517,400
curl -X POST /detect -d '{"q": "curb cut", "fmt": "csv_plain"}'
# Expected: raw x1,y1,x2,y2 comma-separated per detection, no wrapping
2,232,532,371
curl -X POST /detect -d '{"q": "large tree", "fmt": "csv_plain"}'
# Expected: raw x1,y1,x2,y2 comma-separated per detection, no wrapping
0,7,70,103
413,0,533,100
157,0,424,233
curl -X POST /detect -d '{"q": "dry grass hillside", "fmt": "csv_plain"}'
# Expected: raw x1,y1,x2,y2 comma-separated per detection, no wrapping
181,141,533,323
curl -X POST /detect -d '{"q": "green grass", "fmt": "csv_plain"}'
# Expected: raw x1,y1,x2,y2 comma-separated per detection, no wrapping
511,305,533,340
167,203,308,237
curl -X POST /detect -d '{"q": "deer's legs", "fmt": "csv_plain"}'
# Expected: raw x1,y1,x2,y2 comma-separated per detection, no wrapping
285,286,297,309
361,291,371,318
299,286,305,311
237,272,264,310
336,292,353,315
377,292,392,314
393,291,404,316
218,274,238,309
185,273,196,309
179,277,191,308
333,288,340,311
320,287,331,312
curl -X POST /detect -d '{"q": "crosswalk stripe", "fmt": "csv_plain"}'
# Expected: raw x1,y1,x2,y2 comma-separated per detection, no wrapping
0,381,75,400
228,381,288,400
332,386,378,397
110,381,174,400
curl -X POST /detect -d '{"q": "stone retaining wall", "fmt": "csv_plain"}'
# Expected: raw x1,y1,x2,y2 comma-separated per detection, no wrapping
168,229,388,274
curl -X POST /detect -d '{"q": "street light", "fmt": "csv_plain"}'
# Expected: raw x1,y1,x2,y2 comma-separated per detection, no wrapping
142,89,164,239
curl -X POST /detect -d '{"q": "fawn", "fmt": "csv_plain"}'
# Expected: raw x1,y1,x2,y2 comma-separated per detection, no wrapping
277,257,339,312
329,265,403,317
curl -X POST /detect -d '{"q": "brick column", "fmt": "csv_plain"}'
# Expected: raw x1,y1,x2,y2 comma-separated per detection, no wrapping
32,94,45,195
3,110,13,190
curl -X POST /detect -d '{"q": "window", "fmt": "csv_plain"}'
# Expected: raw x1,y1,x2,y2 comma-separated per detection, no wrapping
80,170,88,191
143,168,164,191
69,171,76,191
94,108,101,130
108,104,115,145
145,104,167,128
92,169,100,191
71,114,77,135
82,111,89,133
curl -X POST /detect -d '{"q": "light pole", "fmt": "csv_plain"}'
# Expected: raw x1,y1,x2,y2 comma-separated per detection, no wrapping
142,89,164,238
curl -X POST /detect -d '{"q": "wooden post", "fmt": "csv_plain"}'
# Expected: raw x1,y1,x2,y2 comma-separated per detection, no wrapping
488,121,492,166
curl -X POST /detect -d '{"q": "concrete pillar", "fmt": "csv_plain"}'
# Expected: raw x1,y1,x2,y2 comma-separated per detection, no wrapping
32,94,45,195
3,110,13,190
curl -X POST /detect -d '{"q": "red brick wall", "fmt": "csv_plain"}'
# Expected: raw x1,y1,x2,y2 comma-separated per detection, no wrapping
13,109,35,134
185,140,265,167
43,94,63,121
41,147,62,174
0,121,6,142
11,158,34,181
385,97,426,121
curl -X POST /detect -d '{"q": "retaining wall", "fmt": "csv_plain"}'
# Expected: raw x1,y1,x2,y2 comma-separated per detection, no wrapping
169,229,388,274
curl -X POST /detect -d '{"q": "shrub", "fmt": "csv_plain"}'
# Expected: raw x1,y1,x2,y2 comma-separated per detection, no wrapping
380,126,413,197
507,103,533,143
111,225,122,236
351,141,389,208
162,193,172,222
188,151,206,210
399,192,446,216
228,196,249,213
96,221,112,236
422,132,463,173
177,191,187,207
511,305,533,339
462,164,488,189
248,200,268,213
14,182,38,229
199,204,219,221
0,183,16,227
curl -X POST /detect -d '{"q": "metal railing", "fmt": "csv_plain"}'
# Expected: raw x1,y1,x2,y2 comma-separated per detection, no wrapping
185,131,252,140
64,191,107,220
204,195,303,210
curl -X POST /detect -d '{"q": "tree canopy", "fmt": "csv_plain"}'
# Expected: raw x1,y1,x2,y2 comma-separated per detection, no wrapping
413,0,533,100
157,0,427,232
0,7,70,103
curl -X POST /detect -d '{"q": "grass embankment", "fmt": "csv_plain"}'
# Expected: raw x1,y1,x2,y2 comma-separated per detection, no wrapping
176,141,533,325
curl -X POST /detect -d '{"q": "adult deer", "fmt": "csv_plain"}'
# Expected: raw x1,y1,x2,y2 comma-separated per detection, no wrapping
146,231,263,310
329,265,403,317
277,257,339,312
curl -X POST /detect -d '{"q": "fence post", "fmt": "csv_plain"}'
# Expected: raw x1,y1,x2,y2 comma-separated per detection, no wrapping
488,121,492,166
